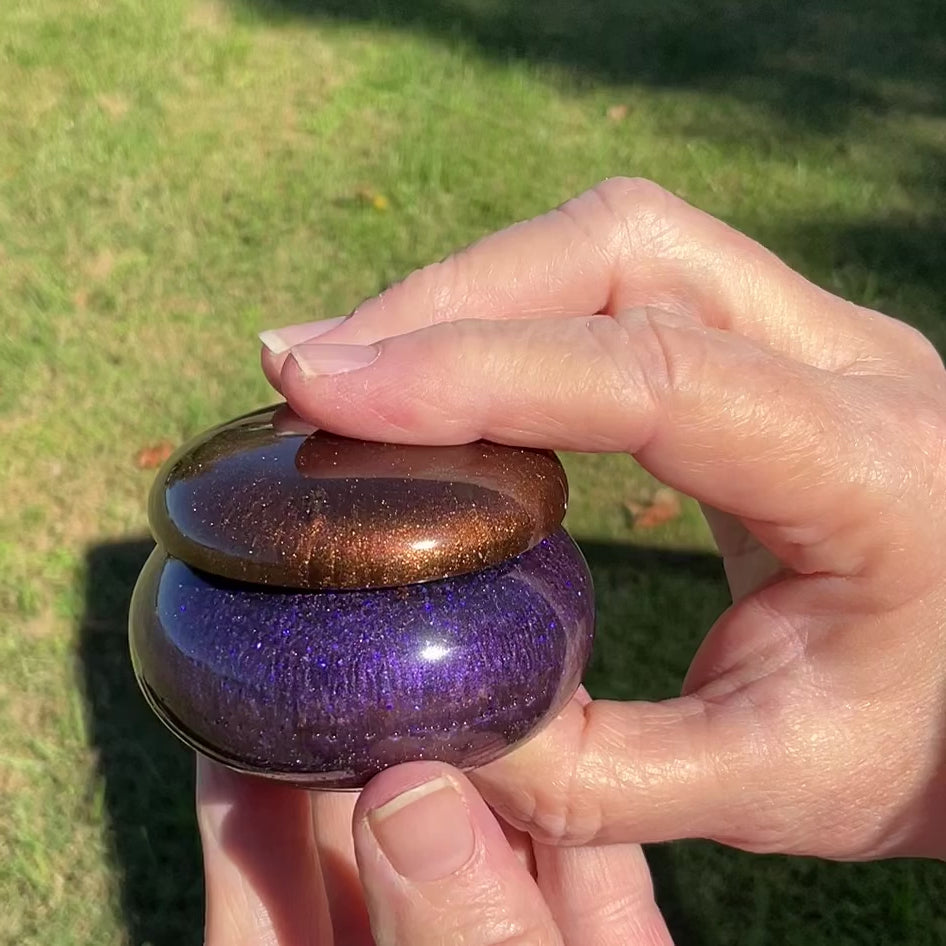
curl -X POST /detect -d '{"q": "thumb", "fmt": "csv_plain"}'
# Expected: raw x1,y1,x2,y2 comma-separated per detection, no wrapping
280,307,897,579
467,664,787,852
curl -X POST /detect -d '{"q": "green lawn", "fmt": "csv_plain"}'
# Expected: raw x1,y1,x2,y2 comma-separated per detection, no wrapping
2,0,945,943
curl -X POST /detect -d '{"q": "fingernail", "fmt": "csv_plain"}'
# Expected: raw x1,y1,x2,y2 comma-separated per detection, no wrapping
259,315,349,354
368,776,475,882
289,343,380,377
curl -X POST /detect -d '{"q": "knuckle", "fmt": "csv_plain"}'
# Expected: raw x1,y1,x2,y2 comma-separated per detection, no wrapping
590,177,679,252
592,175,672,214
493,766,602,848
576,311,685,453
527,788,602,846
519,708,608,847
583,310,680,406
893,320,944,376
556,177,678,260
580,316,662,451
619,309,680,394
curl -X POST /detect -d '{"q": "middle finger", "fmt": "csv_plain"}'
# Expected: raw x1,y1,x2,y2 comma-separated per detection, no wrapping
260,178,935,385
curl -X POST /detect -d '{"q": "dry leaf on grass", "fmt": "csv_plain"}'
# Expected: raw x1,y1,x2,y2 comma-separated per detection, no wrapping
624,487,682,529
135,441,175,470
355,188,390,211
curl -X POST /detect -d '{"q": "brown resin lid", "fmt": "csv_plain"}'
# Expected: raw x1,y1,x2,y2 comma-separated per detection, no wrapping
149,404,568,590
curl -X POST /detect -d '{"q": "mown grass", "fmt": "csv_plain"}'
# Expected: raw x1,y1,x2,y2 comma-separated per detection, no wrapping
1,0,944,943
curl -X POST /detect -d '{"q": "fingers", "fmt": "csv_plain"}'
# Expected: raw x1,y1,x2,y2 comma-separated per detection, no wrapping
472,600,906,857
278,307,905,579
310,791,375,946
471,694,712,848
197,757,332,946
353,761,564,946
470,690,761,851
471,571,946,861
533,843,673,946
260,177,939,388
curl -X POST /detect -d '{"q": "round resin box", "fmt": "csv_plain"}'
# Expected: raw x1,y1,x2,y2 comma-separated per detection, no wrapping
129,404,595,788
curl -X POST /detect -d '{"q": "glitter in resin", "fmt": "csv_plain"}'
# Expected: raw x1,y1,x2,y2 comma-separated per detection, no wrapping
129,529,594,788
149,404,569,590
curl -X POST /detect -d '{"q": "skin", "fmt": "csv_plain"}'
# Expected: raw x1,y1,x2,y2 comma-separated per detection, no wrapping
199,691,671,945
200,178,946,944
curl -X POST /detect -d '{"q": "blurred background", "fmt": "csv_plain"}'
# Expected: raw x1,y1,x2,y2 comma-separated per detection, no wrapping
1,0,945,943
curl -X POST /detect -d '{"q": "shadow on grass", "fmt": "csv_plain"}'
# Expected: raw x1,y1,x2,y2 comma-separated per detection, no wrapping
230,0,946,345
238,0,946,130
77,536,946,945
77,539,202,946
742,136,946,347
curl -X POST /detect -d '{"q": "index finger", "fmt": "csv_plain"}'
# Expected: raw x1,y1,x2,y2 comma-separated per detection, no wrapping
260,177,937,386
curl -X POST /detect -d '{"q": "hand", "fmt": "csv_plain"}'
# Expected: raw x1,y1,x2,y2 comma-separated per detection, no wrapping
259,178,946,863
197,754,672,945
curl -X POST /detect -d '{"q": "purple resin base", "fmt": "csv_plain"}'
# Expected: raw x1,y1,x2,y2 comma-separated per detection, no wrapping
129,529,594,788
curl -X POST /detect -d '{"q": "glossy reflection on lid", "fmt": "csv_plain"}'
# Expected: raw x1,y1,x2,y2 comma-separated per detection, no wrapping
149,404,568,589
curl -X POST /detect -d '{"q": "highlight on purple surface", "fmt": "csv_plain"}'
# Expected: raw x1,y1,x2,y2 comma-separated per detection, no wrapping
129,529,594,788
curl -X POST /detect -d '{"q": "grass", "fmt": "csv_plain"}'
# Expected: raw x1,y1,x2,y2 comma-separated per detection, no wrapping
1,0,945,943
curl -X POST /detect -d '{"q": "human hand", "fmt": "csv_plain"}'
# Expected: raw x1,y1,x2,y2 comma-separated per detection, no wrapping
197,752,672,945
259,178,946,862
